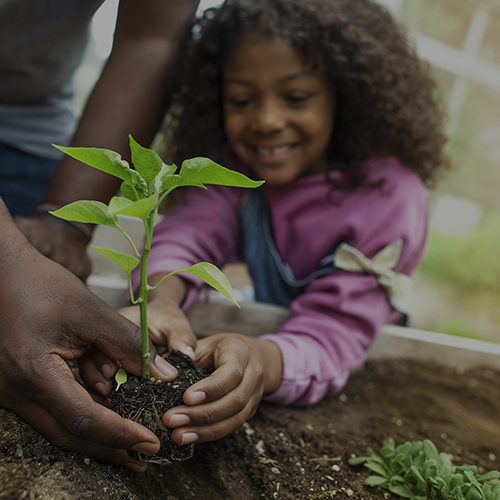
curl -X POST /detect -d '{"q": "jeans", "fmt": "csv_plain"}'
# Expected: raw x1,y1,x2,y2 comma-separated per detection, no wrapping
0,142,59,216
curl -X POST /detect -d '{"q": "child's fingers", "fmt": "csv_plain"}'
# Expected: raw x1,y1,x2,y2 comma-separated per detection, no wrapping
168,394,260,445
150,317,197,359
162,334,266,443
190,335,254,403
163,370,262,444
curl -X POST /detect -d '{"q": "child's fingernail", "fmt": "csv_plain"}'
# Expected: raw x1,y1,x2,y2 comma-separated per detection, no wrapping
188,391,206,405
131,441,160,455
155,355,177,379
95,382,107,396
102,363,113,379
168,414,190,427
181,432,199,445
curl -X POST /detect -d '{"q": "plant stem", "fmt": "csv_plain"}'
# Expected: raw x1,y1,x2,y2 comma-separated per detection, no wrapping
139,212,155,379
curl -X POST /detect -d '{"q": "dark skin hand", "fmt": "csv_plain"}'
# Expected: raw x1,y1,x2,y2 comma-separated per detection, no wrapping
0,200,180,472
15,0,200,281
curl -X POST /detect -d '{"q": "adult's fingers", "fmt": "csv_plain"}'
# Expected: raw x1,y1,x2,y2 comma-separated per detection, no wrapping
10,356,161,454
14,214,92,281
12,398,151,472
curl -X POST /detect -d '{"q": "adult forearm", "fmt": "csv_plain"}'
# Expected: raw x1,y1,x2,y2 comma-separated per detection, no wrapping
44,0,199,207
43,40,176,206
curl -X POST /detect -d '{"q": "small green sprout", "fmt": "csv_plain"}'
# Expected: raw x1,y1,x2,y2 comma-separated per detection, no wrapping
51,136,263,380
349,438,500,500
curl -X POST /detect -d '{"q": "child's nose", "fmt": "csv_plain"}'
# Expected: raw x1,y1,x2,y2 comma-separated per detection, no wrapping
251,100,286,133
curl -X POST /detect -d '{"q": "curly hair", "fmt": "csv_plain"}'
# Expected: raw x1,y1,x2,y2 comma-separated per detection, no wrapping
163,0,450,187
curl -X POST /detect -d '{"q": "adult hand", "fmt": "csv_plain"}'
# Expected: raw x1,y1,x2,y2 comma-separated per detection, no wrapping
163,333,283,445
14,213,92,281
0,207,178,471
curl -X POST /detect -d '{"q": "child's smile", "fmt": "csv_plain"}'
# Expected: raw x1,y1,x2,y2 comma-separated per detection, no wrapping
223,32,335,185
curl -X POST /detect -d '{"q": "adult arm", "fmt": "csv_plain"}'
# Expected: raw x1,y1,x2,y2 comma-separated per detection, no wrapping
15,0,200,280
0,198,179,470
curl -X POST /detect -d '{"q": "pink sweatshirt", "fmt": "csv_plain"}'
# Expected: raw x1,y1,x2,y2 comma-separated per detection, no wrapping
140,156,428,406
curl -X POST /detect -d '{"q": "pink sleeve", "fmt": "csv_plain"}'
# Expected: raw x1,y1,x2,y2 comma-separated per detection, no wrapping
261,177,429,406
132,185,243,308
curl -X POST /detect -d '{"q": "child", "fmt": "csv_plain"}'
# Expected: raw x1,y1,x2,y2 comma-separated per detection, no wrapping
83,0,449,447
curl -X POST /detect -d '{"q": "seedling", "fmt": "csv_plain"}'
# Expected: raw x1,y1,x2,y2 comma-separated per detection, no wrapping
349,438,500,499
51,136,263,380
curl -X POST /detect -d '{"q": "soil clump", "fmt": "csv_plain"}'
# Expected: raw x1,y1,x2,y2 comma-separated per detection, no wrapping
111,350,208,465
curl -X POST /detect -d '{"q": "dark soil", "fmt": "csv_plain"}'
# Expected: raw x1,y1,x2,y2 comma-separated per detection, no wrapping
111,350,208,465
1,358,500,500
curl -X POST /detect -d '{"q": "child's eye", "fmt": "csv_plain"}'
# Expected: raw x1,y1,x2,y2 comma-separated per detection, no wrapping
227,97,252,108
285,94,311,104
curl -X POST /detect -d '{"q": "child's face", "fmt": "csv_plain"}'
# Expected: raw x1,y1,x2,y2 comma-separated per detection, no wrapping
223,33,335,185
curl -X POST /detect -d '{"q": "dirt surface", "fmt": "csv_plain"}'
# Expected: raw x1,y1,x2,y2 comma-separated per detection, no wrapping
1,358,500,500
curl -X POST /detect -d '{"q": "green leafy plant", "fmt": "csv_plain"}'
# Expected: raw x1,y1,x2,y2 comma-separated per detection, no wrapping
51,136,263,380
348,438,500,499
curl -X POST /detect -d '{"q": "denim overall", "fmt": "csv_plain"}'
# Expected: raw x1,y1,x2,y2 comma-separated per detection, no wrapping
239,187,340,308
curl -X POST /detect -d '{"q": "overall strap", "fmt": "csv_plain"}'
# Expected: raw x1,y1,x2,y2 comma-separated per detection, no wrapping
239,187,339,307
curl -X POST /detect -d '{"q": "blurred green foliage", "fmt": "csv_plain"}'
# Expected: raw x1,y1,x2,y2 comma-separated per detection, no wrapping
420,211,500,291
436,319,483,340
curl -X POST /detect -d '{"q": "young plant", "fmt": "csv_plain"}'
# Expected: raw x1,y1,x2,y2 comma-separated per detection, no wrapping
349,438,500,500
50,136,263,380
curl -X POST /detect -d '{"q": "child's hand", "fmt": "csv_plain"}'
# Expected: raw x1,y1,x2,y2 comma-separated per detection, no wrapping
163,333,283,445
118,299,197,358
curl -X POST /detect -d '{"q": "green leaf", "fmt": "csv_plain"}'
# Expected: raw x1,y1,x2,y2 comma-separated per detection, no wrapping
348,456,368,466
463,470,481,488
160,157,264,192
93,246,139,274
457,465,479,476
108,194,158,219
450,474,465,490
441,486,450,500
53,144,147,193
365,475,389,486
129,135,163,186
382,438,396,450
115,367,128,391
154,162,177,193
166,262,240,307
389,484,415,498
120,181,141,201
397,442,412,457
479,471,500,482
439,453,454,475
50,200,119,229
410,441,424,456
409,465,427,487
423,440,440,463
465,485,483,500
365,462,388,477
